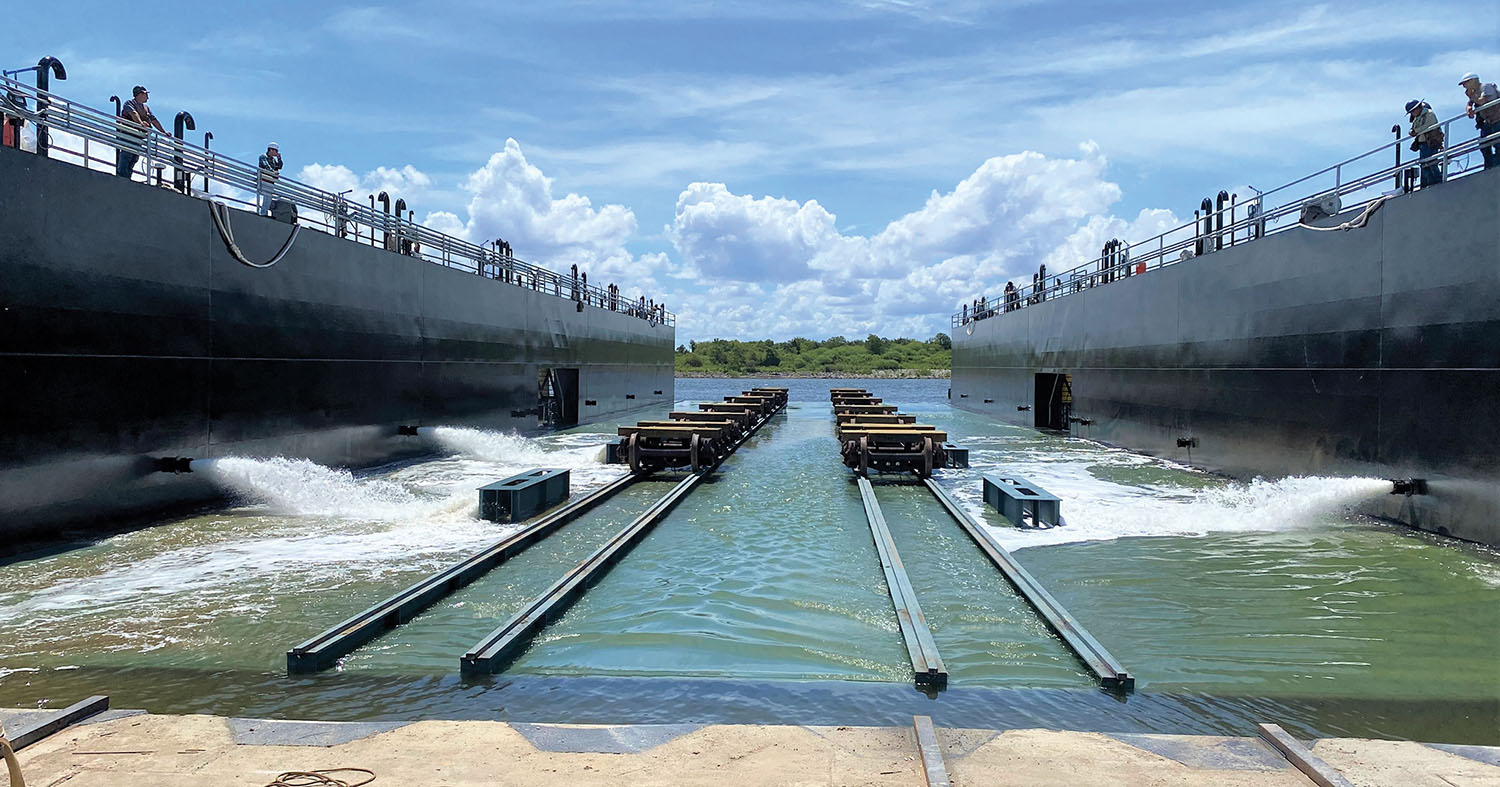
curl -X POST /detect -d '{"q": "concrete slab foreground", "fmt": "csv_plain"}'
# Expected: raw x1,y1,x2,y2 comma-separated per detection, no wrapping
509,722,704,754
227,718,408,747
946,729,1314,787
7,712,1498,786
1313,738,1500,787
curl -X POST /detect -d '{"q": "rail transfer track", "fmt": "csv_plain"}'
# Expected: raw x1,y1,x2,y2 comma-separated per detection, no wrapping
287,388,787,674
833,387,1133,692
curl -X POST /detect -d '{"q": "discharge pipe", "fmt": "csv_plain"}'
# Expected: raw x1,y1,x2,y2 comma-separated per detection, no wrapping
152,457,195,473
1199,197,1213,254
173,111,195,193
1390,478,1428,496
109,94,122,115
1215,190,1229,251
1229,193,1237,246
377,191,391,250
34,56,66,157
394,197,407,254
202,131,213,193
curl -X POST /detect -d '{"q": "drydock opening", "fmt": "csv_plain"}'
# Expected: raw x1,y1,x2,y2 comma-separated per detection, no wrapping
1033,372,1072,431
539,367,580,427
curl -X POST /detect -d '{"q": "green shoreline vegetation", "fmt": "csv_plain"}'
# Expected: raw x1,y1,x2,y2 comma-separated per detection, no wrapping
675,334,951,377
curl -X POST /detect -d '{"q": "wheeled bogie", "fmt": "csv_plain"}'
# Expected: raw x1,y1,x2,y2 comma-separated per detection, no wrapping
617,424,728,473
840,429,949,478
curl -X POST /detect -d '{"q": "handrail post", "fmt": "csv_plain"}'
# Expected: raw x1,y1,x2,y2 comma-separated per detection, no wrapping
1391,125,1402,189
1440,119,1450,179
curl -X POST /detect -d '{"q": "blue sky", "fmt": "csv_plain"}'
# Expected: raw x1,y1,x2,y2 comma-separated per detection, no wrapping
7,1,1496,341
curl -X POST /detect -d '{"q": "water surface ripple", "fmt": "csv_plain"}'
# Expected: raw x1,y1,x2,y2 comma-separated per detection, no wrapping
0,378,1494,743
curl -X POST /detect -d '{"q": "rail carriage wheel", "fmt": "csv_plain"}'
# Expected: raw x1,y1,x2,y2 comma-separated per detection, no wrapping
690,433,703,473
858,435,869,477
920,436,934,478
626,434,641,474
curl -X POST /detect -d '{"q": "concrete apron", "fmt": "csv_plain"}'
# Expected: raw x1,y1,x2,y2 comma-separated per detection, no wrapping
7,711,1500,786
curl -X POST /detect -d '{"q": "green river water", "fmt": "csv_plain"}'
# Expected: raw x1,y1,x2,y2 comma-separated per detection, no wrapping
0,378,1495,742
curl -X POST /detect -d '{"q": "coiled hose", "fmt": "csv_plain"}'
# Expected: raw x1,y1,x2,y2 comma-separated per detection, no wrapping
209,199,301,268
1298,195,1390,232
263,768,375,786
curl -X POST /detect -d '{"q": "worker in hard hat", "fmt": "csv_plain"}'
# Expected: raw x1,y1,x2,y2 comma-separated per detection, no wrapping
257,142,283,216
1406,100,1444,188
1460,73,1500,170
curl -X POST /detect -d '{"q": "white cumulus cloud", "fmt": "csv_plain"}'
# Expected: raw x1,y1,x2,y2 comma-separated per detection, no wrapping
294,139,1179,342
454,139,637,272
659,142,1167,339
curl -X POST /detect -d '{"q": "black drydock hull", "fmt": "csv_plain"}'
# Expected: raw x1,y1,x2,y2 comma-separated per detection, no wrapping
952,169,1500,546
0,147,673,543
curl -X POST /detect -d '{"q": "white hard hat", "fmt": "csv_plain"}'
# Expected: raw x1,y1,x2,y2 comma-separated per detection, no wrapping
268,141,279,149
1460,72,1479,84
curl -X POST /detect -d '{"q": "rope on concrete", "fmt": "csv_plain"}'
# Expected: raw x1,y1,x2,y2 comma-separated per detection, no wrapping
210,199,302,268
1,733,26,787
1298,195,1391,233
262,768,375,786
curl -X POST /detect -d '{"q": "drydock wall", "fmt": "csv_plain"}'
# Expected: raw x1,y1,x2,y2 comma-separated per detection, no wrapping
0,147,673,542
952,169,1500,545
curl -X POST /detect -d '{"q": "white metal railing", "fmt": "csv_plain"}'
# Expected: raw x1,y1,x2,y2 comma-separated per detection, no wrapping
0,76,676,328
952,99,1500,328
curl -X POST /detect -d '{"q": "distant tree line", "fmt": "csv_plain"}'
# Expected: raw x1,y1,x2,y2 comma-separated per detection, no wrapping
675,333,951,375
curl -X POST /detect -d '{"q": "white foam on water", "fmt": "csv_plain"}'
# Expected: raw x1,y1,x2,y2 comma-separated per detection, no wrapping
0,433,632,631
426,426,604,468
201,456,463,521
963,472,1393,550
0,513,511,624
414,426,626,494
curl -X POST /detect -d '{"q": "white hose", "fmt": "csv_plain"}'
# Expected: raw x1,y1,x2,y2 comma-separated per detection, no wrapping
209,199,301,268
1298,195,1391,233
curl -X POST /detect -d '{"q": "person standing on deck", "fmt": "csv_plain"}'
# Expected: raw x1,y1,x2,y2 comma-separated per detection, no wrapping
1406,100,1445,187
1460,73,1500,170
116,86,164,179
257,143,283,216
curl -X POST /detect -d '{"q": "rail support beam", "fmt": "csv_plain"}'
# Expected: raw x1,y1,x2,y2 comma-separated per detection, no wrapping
923,477,1133,692
287,473,636,673
858,477,947,690
912,715,952,787
1257,724,1356,787
460,397,783,677
5,695,108,751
